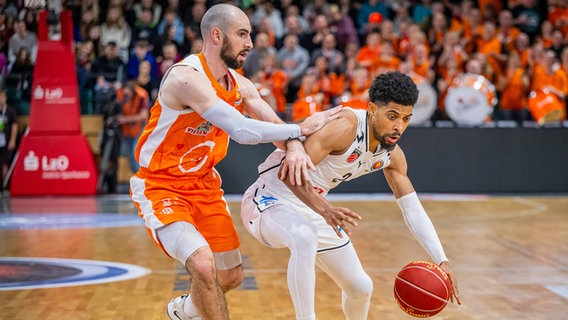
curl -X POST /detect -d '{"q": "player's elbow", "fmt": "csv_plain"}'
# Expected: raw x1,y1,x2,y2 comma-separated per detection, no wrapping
230,129,262,145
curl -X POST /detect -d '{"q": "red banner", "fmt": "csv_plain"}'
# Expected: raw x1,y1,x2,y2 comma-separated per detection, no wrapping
11,135,97,195
10,10,98,195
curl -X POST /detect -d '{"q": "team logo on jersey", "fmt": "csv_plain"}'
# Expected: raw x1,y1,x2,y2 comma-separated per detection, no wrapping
347,149,362,163
255,195,278,211
371,160,384,171
235,89,242,106
186,121,212,136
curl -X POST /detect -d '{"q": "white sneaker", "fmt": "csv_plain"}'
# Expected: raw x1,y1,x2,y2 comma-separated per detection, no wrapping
166,294,201,320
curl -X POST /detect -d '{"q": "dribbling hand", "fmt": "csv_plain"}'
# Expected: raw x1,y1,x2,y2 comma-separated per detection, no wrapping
439,261,462,305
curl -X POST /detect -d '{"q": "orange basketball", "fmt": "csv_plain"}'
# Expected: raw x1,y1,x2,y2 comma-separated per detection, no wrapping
394,260,451,318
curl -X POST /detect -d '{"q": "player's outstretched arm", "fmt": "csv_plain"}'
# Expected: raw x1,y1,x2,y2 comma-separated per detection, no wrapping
384,146,461,304
235,71,343,137
160,67,302,144
234,72,342,185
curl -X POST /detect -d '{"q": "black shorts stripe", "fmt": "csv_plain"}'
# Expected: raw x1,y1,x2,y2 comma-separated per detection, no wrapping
317,239,351,253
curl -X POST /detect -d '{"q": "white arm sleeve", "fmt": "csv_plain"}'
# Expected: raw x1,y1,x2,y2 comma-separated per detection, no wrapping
396,192,448,264
200,99,301,144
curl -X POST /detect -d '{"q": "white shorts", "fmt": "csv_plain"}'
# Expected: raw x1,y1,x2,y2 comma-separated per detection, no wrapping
240,179,350,252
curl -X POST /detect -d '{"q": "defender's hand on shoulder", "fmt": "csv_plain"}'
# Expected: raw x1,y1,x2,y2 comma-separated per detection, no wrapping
298,106,343,136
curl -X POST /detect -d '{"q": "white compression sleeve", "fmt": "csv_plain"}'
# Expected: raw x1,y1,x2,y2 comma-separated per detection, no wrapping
396,192,448,264
200,99,301,144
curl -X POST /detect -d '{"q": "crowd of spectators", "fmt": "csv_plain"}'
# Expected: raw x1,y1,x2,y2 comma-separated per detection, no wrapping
0,0,566,126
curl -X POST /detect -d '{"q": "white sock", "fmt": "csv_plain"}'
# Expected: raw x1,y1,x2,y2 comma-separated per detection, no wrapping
183,294,200,317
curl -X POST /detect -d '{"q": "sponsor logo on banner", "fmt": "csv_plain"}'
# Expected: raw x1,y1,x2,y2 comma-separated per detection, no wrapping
33,85,77,105
23,150,91,180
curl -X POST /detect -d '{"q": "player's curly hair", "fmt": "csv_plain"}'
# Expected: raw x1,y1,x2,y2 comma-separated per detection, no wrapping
369,72,419,107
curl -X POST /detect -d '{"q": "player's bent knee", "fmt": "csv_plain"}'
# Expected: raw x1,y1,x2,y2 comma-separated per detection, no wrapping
186,249,217,282
289,225,318,252
217,266,243,292
346,273,373,300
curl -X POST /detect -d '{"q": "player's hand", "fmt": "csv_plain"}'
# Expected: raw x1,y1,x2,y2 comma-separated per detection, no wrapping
439,261,462,305
298,106,343,136
280,139,315,186
320,206,361,238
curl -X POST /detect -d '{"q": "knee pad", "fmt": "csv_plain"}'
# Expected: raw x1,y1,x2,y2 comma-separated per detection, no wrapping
156,222,209,265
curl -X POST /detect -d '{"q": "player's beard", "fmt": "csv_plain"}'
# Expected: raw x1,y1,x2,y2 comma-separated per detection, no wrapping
220,37,244,69
376,131,399,150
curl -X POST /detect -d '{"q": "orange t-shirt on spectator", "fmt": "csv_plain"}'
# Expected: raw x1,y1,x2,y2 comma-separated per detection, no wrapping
500,68,528,111
478,0,503,17
375,56,401,74
341,78,371,110
436,51,465,80
476,36,504,77
117,85,149,138
292,96,324,122
498,26,521,52
531,64,568,94
413,60,430,80
463,21,483,53
293,83,324,122
548,6,568,36
356,42,382,72
263,70,288,114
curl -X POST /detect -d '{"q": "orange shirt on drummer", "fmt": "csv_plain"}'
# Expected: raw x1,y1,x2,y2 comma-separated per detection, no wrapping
135,53,243,181
531,63,568,94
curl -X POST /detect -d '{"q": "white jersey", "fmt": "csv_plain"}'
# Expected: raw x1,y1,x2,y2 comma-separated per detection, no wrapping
257,108,391,199
242,108,391,249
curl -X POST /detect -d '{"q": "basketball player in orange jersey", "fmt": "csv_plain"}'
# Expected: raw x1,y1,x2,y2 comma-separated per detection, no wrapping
241,72,461,319
129,4,342,320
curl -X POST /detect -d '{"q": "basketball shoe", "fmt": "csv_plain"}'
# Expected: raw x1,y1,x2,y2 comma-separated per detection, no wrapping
166,294,201,320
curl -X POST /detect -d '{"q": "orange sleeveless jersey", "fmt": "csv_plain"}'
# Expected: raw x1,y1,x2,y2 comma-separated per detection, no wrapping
131,53,243,253
135,53,243,181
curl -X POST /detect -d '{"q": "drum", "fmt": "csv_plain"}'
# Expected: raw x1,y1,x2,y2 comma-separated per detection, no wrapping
528,89,566,125
410,74,437,126
444,74,497,126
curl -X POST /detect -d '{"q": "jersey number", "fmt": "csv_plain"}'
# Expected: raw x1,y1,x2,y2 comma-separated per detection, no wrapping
332,172,352,183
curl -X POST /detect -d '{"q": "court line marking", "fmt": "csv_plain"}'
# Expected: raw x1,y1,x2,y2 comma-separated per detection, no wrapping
224,193,491,202
0,257,151,290
546,286,568,300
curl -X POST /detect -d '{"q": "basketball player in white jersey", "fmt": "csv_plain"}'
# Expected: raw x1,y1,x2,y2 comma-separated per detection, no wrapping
129,4,342,320
241,72,461,319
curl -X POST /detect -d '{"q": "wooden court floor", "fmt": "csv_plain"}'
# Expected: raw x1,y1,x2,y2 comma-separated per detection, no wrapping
0,193,567,320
